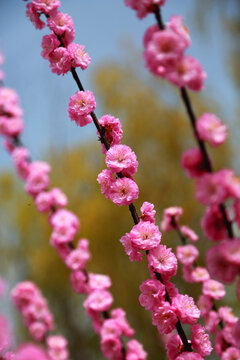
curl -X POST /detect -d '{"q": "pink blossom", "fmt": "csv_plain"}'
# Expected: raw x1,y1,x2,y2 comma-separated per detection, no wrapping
129,221,161,251
201,205,227,241
49,47,72,75
15,343,49,360
70,270,88,294
204,310,219,334
29,321,47,342
219,307,238,325
65,247,89,270
172,294,200,324
68,90,96,126
195,172,228,206
144,29,186,77
50,188,68,207
191,267,210,282
191,324,212,356
0,87,20,110
110,308,135,338
106,144,138,177
202,279,226,300
11,281,54,341
161,206,183,232
181,148,206,178
88,273,111,291
50,209,79,244
47,335,69,360
100,336,123,360
41,34,60,60
165,281,179,299
0,116,24,137
219,169,240,199
182,265,193,283
47,12,75,46
100,319,122,342
25,161,50,196
196,113,227,147
148,245,177,280
120,233,143,262
221,347,240,360
166,334,184,360
139,279,165,311
176,353,203,360
108,177,139,206
140,202,156,223
222,323,236,348
206,245,239,284
220,238,240,265
152,302,178,334
124,0,166,19
143,25,159,48
233,320,240,348
35,191,53,213
67,43,91,70
166,55,207,91
83,290,113,312
11,281,39,311
98,114,123,154
167,15,191,48
214,330,229,356
180,225,198,242
26,3,45,29
86,308,104,334
126,339,147,360
11,146,30,180
176,245,199,266
32,0,60,15
97,169,115,198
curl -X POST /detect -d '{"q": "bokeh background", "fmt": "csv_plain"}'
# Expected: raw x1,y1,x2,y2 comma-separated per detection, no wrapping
0,1,240,359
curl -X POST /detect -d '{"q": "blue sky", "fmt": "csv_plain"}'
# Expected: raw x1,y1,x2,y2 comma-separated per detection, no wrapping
0,0,237,169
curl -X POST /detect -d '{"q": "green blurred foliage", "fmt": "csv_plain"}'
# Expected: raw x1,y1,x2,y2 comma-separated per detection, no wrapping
0,52,235,359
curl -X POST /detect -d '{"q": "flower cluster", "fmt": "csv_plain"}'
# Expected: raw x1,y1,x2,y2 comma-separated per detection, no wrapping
160,207,240,358
11,281,54,342
0,87,24,137
143,16,206,91
0,276,70,360
98,144,139,206
26,0,91,76
124,0,166,19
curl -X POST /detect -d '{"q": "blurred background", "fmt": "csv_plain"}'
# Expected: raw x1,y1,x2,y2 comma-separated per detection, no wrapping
0,0,240,359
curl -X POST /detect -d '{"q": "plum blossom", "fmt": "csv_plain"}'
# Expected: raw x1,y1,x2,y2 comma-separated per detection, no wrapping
172,294,200,324
124,0,166,19
105,144,138,177
139,279,165,311
196,113,227,147
129,221,161,251
68,90,96,127
191,324,212,356
152,302,178,334
148,244,177,280
181,148,206,178
202,279,226,300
